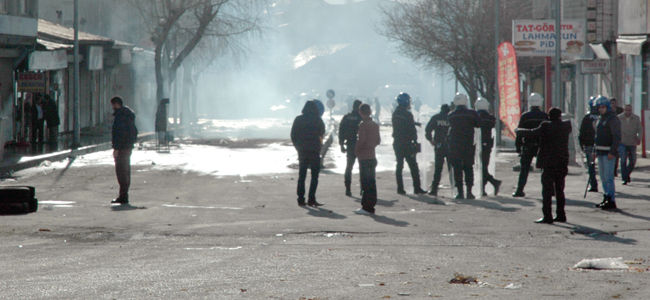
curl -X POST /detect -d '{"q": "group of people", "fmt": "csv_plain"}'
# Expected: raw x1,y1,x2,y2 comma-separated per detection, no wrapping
18,93,60,150
289,92,643,222
290,92,504,215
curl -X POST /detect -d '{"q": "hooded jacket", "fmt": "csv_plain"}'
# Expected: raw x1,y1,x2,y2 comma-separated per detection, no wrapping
425,106,450,144
595,110,621,156
291,101,326,153
112,106,138,150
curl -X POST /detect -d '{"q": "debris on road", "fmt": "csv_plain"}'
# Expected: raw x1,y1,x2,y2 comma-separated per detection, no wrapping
504,283,521,289
449,273,477,284
573,257,629,270
358,283,375,287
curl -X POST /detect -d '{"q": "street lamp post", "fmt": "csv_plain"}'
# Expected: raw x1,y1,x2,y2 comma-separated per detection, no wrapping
72,0,81,148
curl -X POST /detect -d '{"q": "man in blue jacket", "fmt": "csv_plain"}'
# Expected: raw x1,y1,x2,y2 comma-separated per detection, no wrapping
339,100,363,196
291,100,326,207
593,96,621,210
392,93,427,195
578,97,599,192
111,96,138,205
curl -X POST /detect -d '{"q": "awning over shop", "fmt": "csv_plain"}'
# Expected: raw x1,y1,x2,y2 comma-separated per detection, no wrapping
617,35,647,55
37,38,72,51
589,43,610,60
29,49,68,70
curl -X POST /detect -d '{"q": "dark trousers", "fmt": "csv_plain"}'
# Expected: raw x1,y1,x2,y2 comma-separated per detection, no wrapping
393,144,421,190
30,119,44,145
449,145,474,188
360,159,377,213
431,143,450,190
584,146,598,189
344,142,357,188
297,151,320,203
516,154,535,191
114,149,132,200
482,146,496,187
541,165,567,219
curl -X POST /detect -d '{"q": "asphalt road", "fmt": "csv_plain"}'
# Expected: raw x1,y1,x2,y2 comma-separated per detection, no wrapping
1,128,650,299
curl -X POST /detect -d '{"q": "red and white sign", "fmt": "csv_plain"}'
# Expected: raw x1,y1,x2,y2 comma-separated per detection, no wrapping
497,42,521,140
17,72,45,93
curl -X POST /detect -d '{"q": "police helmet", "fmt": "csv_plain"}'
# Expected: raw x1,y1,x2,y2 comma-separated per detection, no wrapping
593,95,611,112
396,93,411,106
528,93,543,108
587,96,596,110
474,97,489,111
453,93,469,107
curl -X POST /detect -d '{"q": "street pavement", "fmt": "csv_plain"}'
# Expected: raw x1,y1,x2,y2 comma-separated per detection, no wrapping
1,124,650,299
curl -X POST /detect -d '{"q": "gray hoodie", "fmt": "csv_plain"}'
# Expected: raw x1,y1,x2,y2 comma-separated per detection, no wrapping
618,113,643,146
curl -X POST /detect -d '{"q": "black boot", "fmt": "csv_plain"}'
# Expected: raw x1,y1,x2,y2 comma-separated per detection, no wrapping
345,183,352,196
454,187,464,199
595,195,609,208
466,186,475,200
512,189,525,197
428,185,438,196
492,179,502,196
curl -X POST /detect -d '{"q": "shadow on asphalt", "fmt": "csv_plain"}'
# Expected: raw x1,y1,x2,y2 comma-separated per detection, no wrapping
370,214,409,227
304,207,347,219
493,196,535,207
52,156,76,184
615,192,650,201
451,197,520,212
350,196,399,207
404,194,446,205
616,210,650,222
553,222,637,245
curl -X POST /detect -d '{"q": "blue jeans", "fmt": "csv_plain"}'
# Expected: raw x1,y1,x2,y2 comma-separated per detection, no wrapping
597,154,616,201
585,146,598,189
618,145,637,182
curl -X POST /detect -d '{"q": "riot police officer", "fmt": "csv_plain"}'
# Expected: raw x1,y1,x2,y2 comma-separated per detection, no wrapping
425,104,451,196
447,93,480,199
339,100,363,196
392,93,427,195
475,98,502,196
513,93,548,197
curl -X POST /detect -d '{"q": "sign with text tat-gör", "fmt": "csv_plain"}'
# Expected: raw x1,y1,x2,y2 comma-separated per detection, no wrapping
512,20,586,57
497,42,520,140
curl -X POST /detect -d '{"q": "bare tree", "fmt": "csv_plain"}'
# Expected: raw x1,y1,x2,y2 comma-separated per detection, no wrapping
127,0,265,104
378,0,538,106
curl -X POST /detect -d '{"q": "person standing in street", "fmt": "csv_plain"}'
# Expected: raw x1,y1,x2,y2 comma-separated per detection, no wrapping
392,92,427,195
579,97,599,192
424,104,451,196
354,104,381,215
593,96,621,210
610,98,624,177
111,96,138,205
43,94,60,148
513,93,548,197
618,104,643,185
374,97,381,123
339,100,363,196
516,108,572,224
475,97,502,196
291,100,326,207
447,93,480,199
30,94,45,151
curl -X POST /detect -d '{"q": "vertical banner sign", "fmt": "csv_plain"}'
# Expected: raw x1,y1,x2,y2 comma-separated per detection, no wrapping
497,42,520,139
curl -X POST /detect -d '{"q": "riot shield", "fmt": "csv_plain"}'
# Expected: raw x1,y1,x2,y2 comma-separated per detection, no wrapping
472,128,483,197
570,118,586,180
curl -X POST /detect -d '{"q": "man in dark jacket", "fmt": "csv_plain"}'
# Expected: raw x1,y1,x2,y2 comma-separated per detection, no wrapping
291,100,326,207
447,93,480,199
513,93,548,197
517,108,572,224
578,97,599,192
475,98,502,196
593,96,621,210
392,93,427,195
339,99,363,196
425,104,451,196
111,96,138,204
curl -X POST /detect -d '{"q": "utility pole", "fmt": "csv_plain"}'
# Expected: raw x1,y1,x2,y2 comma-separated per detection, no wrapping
554,0,562,110
72,0,81,148
494,0,500,145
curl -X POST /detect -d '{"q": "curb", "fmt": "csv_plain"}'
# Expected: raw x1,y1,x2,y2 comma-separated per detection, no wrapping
0,132,158,175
